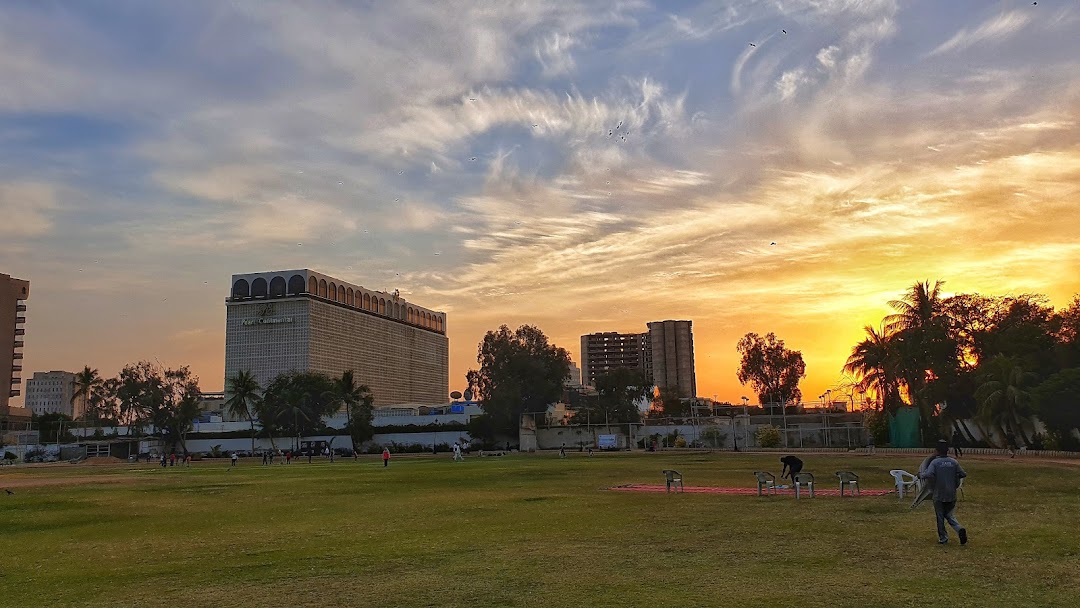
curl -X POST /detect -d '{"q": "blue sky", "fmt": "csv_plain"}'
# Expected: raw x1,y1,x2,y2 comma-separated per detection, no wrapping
3,0,1078,400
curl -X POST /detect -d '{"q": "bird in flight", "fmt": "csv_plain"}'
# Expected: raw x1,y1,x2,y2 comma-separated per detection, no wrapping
770,242,777,246
782,29,788,34
749,43,756,47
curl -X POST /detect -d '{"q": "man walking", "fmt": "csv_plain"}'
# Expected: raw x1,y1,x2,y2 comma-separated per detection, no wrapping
382,447,390,467
951,429,964,458
918,440,968,545
1006,431,1019,458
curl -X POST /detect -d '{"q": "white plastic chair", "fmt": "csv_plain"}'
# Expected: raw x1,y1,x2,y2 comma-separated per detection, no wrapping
754,471,776,496
794,472,815,499
836,471,860,496
890,470,917,499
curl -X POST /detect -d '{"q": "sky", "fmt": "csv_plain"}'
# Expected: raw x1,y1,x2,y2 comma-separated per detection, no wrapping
2,0,1079,405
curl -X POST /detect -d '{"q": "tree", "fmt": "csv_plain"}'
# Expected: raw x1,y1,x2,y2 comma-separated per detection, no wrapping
576,368,648,425
844,324,902,413
330,370,375,452
652,385,688,417
111,361,202,453
72,366,102,422
115,361,161,436
1054,296,1080,369
1032,367,1080,450
34,412,73,444
226,370,263,454
975,356,1036,446
736,332,806,405
466,325,571,436
884,280,959,441
259,372,337,449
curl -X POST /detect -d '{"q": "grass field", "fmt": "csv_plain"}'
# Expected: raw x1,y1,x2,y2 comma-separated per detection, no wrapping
2,451,1078,607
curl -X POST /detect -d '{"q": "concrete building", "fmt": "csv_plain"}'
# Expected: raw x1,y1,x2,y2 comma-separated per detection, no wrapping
24,371,86,417
579,331,647,388
224,269,448,408
1,273,30,411
647,320,697,399
566,361,582,388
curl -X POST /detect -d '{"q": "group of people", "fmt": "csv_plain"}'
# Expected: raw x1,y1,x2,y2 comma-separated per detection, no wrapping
157,452,191,468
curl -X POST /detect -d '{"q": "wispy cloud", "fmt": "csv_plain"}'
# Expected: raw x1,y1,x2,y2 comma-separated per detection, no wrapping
927,11,1030,57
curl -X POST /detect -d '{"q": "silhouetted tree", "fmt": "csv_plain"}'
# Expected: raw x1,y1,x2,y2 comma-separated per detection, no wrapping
467,325,571,436
736,332,806,406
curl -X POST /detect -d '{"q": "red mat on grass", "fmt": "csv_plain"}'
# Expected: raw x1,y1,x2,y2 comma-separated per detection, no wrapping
609,484,892,497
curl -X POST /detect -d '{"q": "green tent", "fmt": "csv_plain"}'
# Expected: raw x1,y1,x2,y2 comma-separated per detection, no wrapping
888,407,921,448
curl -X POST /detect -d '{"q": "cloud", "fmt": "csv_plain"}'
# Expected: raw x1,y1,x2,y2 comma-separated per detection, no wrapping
1,0,1079,404
927,11,1030,57
0,182,57,236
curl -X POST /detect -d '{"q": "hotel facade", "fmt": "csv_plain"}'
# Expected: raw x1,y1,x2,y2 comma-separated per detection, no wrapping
224,269,448,408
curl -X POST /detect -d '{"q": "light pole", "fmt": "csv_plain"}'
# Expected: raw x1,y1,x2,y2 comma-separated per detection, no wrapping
432,417,438,454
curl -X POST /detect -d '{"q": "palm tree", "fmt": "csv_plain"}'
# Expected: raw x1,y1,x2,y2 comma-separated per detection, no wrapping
883,280,960,442
844,324,902,413
71,366,102,422
885,280,946,335
226,370,263,454
975,357,1036,446
329,370,370,453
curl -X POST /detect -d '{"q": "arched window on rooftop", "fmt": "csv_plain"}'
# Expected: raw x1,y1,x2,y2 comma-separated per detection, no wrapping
269,276,287,297
251,277,268,298
289,275,307,295
232,279,250,299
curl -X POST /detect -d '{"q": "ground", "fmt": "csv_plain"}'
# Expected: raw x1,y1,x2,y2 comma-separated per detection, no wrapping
1,451,1077,607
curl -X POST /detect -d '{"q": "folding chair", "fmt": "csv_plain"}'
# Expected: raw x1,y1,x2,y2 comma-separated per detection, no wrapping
662,469,684,493
753,471,777,496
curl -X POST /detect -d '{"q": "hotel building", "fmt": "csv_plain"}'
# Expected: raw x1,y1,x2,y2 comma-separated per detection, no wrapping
224,269,448,407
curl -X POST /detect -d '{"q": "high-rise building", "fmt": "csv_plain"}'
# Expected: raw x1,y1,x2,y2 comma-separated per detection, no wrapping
24,371,86,417
1,273,30,412
647,320,697,399
579,331,647,388
224,269,449,408
566,361,582,388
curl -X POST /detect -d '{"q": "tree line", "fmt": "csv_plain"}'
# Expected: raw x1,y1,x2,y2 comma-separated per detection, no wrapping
467,280,1080,452
64,362,375,454
843,281,1080,449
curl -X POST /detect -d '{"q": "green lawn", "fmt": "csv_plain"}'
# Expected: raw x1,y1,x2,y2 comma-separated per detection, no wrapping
2,451,1078,607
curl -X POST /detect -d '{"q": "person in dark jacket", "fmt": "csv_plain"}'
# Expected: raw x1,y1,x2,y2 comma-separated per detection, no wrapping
951,430,964,458
780,455,803,480
918,440,968,544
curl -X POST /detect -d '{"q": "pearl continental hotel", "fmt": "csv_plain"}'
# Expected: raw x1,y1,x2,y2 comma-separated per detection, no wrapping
225,270,448,407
